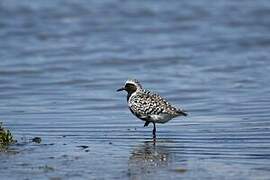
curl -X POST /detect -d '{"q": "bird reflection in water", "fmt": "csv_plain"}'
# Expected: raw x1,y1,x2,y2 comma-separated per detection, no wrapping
128,140,187,179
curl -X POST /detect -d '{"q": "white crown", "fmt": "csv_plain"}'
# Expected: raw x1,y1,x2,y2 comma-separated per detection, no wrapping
125,79,143,89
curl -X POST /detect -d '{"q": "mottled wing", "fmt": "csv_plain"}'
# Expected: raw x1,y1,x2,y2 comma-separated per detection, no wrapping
129,90,186,117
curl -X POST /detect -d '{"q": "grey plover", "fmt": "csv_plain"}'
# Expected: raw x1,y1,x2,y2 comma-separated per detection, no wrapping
117,79,187,139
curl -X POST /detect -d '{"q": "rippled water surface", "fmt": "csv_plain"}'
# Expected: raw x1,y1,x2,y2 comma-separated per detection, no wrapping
1,0,270,179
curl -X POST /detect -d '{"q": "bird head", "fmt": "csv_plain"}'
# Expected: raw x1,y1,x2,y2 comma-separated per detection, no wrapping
117,79,142,94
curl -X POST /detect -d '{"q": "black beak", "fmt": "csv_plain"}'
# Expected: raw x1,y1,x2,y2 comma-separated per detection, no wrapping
117,87,125,92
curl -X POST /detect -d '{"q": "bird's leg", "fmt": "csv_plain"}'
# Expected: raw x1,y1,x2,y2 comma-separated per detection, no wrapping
144,121,150,127
152,122,156,139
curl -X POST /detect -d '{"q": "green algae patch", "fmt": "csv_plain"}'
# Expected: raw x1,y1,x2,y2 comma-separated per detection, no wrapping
0,122,15,150
38,165,55,173
172,167,188,173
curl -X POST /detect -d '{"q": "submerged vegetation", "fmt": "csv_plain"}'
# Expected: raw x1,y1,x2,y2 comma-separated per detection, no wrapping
0,122,15,149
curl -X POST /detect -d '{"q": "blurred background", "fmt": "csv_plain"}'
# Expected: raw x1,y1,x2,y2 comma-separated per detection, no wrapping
0,0,270,179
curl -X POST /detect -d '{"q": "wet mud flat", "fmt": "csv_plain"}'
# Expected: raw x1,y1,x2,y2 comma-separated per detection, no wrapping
1,134,189,180
1,117,270,180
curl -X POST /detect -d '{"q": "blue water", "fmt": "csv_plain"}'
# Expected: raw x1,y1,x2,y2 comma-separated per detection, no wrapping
1,0,270,179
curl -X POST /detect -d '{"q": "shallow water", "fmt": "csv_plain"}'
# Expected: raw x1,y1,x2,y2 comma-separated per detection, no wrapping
1,0,270,179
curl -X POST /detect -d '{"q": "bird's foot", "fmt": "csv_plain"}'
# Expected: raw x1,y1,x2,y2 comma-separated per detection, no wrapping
153,136,156,144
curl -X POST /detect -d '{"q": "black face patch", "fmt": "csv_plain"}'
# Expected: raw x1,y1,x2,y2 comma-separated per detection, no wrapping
125,83,137,93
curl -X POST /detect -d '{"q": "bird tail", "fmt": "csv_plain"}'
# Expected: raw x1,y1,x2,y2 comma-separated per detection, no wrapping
177,109,188,116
